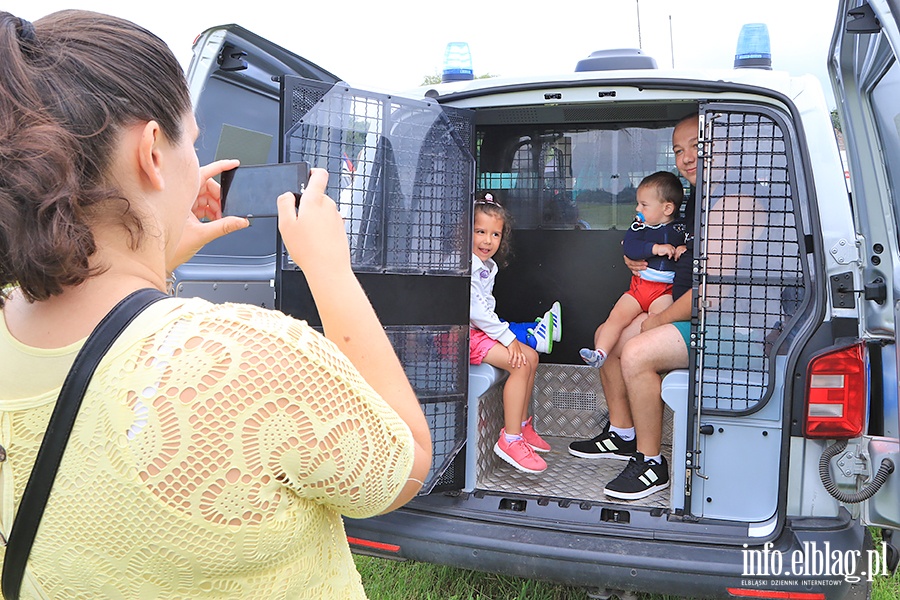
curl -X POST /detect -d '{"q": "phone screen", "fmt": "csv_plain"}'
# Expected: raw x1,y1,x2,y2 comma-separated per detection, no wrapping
220,161,310,218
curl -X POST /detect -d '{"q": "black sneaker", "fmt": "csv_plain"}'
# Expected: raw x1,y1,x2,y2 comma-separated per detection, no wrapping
567,422,637,460
603,453,670,500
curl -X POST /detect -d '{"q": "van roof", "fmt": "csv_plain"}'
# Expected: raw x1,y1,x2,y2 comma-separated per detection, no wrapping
408,66,821,106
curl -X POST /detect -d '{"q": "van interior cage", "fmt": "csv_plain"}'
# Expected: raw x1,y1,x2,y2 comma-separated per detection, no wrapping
277,76,475,493
692,107,809,413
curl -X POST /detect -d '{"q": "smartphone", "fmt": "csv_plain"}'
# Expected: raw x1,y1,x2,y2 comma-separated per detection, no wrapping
220,161,310,218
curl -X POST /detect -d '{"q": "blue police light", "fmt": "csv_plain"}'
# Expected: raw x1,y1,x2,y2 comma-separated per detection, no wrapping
734,23,772,69
442,42,474,83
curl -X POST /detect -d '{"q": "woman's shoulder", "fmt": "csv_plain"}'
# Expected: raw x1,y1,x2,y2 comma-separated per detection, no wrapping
133,296,316,347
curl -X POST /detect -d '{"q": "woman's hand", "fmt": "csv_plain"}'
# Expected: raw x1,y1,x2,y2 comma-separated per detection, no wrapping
506,339,528,369
167,159,249,272
277,168,351,279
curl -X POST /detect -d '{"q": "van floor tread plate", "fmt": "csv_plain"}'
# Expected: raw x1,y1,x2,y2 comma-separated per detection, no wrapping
478,436,672,510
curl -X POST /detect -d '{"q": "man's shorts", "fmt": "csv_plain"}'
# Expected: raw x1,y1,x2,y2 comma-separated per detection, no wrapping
672,320,691,348
626,276,673,312
470,328,499,365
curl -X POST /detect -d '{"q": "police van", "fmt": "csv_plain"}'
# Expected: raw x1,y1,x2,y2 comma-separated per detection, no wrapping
180,0,899,597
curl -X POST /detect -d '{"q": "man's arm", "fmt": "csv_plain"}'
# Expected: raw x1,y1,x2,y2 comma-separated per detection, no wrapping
641,289,692,332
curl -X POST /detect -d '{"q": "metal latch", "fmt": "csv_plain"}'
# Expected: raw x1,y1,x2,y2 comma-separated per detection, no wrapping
846,1,881,34
217,44,248,72
830,272,886,307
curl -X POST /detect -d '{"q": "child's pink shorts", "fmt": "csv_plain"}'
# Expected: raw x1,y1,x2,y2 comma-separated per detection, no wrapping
469,328,499,365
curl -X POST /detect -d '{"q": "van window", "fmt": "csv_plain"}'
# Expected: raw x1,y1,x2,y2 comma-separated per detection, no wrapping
477,125,682,230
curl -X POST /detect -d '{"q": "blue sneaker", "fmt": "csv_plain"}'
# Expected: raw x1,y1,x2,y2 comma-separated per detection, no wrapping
579,348,606,368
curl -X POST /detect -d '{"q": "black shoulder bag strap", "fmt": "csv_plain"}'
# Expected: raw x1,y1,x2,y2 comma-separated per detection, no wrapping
1,288,168,600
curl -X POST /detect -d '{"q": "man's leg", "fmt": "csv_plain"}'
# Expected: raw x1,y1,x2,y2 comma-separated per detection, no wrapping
598,314,646,430
603,323,687,500
621,323,688,458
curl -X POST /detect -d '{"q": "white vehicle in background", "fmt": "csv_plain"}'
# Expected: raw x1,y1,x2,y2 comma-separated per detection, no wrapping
179,1,899,597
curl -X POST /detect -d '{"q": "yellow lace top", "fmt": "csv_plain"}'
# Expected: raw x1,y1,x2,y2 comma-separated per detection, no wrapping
0,297,415,599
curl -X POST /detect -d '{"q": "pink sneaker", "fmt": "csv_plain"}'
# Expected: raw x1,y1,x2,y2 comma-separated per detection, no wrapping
494,430,547,473
521,417,551,453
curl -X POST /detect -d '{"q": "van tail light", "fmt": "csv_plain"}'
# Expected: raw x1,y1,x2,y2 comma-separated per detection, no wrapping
803,342,866,439
347,536,401,555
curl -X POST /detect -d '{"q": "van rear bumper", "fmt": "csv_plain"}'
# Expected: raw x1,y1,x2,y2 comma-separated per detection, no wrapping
345,507,866,599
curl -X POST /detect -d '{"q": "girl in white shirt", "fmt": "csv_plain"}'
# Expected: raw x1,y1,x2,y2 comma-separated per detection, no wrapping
470,195,561,474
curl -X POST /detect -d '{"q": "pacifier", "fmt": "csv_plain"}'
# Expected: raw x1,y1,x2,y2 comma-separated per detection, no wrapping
635,211,646,223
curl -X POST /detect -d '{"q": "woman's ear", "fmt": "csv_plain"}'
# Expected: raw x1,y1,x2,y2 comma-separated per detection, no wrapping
137,120,165,192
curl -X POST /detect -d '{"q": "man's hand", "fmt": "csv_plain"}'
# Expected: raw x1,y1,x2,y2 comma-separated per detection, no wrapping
623,255,648,276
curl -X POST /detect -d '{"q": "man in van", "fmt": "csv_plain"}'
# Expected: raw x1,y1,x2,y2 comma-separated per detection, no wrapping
568,114,698,501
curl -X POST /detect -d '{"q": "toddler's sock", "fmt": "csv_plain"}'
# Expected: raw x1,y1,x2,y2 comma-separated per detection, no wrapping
579,348,607,368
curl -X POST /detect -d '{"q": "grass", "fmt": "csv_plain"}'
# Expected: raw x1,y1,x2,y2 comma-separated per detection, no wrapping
356,528,900,600
354,555,622,600
871,529,900,600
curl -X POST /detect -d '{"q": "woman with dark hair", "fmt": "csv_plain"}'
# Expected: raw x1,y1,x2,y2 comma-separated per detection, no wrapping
0,10,431,599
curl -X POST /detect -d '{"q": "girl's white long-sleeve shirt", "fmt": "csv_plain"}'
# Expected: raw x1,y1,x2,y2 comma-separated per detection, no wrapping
470,253,516,347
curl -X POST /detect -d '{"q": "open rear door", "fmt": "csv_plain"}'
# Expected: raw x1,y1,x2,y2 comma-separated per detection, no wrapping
274,76,475,493
831,0,900,531
183,26,475,493
174,25,340,308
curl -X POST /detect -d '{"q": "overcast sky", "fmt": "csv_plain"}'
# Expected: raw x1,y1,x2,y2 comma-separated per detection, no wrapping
6,0,840,106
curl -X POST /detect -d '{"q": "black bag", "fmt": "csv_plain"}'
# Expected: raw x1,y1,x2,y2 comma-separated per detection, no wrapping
1,288,168,600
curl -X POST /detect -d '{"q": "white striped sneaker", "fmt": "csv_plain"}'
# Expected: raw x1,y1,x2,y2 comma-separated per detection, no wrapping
567,422,636,459
603,453,670,500
548,301,562,342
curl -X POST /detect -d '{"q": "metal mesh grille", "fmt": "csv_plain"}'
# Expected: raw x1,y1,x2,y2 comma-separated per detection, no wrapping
420,399,466,494
386,326,467,400
280,78,473,492
695,110,807,412
283,80,473,275
385,325,468,493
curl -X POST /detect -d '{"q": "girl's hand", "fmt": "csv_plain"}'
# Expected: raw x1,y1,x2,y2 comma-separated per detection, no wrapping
506,339,528,369
167,159,250,272
277,168,351,279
